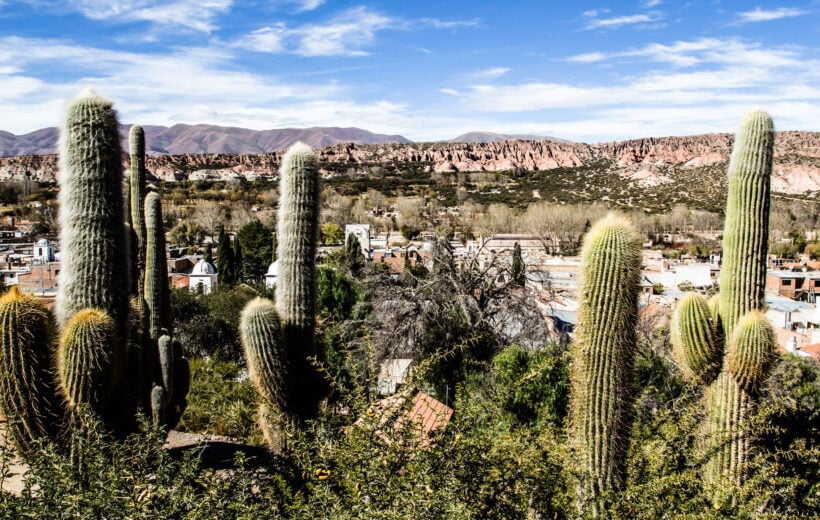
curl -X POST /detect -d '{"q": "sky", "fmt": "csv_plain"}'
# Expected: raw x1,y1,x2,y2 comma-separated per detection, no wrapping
0,0,819,143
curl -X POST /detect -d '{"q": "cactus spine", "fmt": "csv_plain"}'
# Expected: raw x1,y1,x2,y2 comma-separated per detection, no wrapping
0,287,61,453
570,214,642,517
240,142,321,451
671,110,775,496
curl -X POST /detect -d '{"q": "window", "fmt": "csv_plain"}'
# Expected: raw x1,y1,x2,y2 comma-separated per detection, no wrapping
782,279,792,286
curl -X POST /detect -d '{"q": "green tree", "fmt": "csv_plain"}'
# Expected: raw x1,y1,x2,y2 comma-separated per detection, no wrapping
321,222,345,245
316,266,358,322
236,220,273,283
216,226,236,286
169,220,204,247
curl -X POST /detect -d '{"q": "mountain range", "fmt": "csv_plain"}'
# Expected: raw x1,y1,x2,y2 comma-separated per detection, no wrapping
0,124,413,157
0,125,577,157
0,125,820,200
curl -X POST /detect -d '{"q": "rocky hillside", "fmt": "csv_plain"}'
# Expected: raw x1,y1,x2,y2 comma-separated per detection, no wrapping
2,131,819,196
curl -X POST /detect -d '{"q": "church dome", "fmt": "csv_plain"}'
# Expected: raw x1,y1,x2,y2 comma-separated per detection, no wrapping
36,238,50,246
192,258,216,275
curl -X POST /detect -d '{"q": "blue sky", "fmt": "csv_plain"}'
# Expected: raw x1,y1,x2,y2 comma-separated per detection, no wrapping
0,1,818,142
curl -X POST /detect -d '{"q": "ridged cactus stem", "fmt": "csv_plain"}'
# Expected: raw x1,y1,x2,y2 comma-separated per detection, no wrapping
0,287,61,453
144,191,171,341
56,90,130,359
670,111,776,498
708,111,774,491
276,142,321,420
240,298,288,450
57,308,117,415
570,214,642,517
718,110,773,337
129,125,147,300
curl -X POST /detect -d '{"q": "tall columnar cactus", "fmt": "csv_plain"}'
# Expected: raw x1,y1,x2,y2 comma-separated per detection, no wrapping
239,142,321,451
56,90,130,362
144,191,171,341
240,298,288,451
0,287,62,453
671,110,775,496
570,214,642,517
57,308,117,414
129,125,147,300
276,142,321,419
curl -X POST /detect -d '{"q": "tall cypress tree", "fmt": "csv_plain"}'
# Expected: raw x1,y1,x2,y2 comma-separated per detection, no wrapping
216,226,234,286
234,238,244,285
510,242,525,287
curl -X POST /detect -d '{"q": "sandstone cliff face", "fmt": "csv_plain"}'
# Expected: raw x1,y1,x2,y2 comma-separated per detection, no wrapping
2,131,819,194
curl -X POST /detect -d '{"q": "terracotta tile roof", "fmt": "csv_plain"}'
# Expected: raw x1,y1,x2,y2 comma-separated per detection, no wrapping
403,391,453,440
355,389,453,447
798,343,820,360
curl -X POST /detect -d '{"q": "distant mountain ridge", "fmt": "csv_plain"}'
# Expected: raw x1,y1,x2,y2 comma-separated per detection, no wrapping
0,124,413,157
3,131,820,197
448,131,571,143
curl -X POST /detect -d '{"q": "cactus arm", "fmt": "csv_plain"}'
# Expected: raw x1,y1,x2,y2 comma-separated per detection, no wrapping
718,110,773,337
144,191,171,340
726,310,775,393
670,292,721,384
240,297,288,451
57,308,117,414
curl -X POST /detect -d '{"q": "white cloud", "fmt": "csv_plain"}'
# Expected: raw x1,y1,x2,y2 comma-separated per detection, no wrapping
567,38,802,69
464,67,510,80
295,0,325,11
439,88,460,96
64,0,233,32
234,25,287,53
736,7,807,23
643,0,663,7
583,11,662,30
437,37,820,141
292,7,394,56
234,7,479,57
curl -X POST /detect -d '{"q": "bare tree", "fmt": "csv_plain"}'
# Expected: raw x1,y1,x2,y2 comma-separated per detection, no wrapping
193,199,226,241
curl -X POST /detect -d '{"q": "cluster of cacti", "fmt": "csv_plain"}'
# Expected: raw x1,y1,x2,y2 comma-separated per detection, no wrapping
240,142,321,452
0,91,189,455
670,110,776,497
569,214,643,517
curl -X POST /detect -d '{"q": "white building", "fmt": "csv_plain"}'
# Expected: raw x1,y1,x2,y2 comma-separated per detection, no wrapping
265,259,279,290
32,239,56,264
189,258,218,294
345,224,371,252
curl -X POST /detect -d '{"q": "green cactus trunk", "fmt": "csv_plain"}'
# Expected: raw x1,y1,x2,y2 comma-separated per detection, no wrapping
0,287,62,453
129,125,147,300
671,111,776,500
276,142,321,420
709,111,774,490
719,111,773,335
570,214,642,517
56,90,130,363
144,191,171,341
